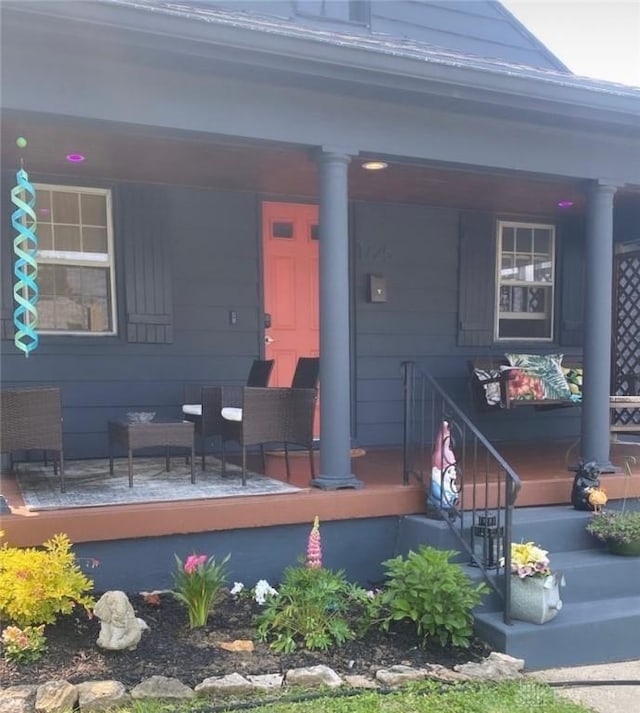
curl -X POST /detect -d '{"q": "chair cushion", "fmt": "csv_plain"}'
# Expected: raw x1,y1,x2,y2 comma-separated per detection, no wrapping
221,407,243,422
182,404,202,416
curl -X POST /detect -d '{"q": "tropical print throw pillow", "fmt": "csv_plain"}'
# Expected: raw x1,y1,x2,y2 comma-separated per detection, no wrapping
562,367,583,402
474,368,502,406
505,353,572,401
501,366,546,401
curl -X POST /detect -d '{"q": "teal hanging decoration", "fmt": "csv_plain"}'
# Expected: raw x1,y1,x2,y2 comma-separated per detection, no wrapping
11,139,39,357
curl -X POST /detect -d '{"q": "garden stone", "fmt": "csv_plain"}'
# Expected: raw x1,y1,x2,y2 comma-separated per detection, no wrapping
0,686,36,713
76,681,130,712
454,652,525,680
195,673,253,695
375,665,430,687
130,676,194,700
35,681,77,713
344,675,379,689
245,674,284,690
93,591,147,651
285,665,343,688
423,664,470,684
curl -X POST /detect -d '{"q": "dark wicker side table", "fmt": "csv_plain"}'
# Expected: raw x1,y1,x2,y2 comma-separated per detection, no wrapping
108,420,195,487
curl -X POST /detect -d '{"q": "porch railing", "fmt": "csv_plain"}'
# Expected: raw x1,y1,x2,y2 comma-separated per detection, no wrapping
401,360,521,624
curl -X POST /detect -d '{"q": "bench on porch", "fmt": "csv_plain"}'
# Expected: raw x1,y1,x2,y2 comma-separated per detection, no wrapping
610,396,640,442
469,354,583,411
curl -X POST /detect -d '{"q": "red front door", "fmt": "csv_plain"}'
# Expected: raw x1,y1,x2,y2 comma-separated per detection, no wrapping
262,201,319,431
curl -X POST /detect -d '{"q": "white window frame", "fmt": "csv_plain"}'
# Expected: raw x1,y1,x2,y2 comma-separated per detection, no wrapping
494,220,555,342
35,183,117,336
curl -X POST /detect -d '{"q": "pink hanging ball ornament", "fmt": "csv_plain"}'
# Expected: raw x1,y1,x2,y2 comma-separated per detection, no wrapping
306,516,323,569
432,420,456,470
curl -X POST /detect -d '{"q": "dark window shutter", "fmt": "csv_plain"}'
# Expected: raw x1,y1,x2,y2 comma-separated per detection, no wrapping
457,211,495,346
558,217,585,346
121,185,173,344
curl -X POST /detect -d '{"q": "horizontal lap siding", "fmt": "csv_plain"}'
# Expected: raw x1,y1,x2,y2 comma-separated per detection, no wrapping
1,185,261,459
352,200,581,448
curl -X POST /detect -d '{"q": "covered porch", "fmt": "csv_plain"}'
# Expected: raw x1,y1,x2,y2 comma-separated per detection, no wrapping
2,439,639,550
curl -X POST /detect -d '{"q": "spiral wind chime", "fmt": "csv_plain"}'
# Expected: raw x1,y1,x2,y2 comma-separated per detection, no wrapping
11,136,39,357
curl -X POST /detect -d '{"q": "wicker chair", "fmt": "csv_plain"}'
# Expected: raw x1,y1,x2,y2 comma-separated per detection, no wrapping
0,386,65,491
221,386,316,485
182,359,274,470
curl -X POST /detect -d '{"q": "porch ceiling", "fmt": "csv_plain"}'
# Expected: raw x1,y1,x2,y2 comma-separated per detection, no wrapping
2,112,636,216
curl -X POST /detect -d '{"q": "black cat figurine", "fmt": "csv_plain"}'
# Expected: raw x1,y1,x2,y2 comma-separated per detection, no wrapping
571,459,601,511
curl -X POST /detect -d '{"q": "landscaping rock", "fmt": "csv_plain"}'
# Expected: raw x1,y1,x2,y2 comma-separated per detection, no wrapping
375,665,430,687
245,674,284,690
344,675,379,689
285,665,343,688
454,652,525,680
424,664,470,683
0,686,36,713
35,681,77,713
195,673,253,695
130,676,194,699
76,681,130,711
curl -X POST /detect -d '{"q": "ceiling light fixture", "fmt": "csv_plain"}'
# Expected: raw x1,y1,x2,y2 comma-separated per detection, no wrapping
66,153,85,163
557,200,574,208
362,161,388,171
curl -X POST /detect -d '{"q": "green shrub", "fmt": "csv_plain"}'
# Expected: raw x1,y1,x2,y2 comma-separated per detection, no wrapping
375,546,487,648
0,533,95,626
256,564,373,653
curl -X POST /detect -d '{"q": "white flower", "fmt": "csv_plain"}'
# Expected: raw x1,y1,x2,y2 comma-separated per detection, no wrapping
230,582,245,595
254,579,278,604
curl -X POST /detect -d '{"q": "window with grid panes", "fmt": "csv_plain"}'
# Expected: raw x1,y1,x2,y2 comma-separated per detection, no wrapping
35,184,116,335
495,221,555,341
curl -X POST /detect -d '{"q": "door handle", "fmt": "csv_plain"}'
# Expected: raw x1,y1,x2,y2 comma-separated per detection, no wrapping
264,335,276,344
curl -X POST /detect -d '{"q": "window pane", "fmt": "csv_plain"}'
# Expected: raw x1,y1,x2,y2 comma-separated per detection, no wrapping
36,190,52,223
39,265,111,331
534,257,553,282
53,225,82,252
272,221,293,239
533,229,551,255
515,255,533,281
498,317,551,339
83,227,108,253
52,191,80,224
81,194,107,226
502,227,514,252
500,255,514,279
38,223,53,251
515,227,533,253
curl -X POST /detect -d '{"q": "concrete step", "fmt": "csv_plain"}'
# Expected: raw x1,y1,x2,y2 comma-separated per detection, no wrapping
474,595,640,670
467,547,640,613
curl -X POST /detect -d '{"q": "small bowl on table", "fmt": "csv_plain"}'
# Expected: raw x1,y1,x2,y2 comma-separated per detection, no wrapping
126,411,156,423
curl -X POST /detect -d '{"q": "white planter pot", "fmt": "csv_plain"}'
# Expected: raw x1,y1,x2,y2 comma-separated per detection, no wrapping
510,572,565,625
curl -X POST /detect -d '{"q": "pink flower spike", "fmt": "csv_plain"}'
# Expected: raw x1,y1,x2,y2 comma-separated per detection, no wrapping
306,516,323,569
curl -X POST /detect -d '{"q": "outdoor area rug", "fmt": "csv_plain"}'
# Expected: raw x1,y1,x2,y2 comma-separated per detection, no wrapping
12,457,303,511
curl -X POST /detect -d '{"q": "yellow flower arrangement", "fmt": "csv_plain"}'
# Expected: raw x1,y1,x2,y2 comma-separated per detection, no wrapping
510,541,551,579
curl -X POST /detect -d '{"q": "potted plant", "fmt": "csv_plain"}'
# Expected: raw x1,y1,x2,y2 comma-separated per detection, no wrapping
508,541,565,624
586,456,640,556
586,509,640,556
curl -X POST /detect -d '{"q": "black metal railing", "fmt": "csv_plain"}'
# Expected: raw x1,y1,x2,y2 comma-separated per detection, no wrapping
402,360,521,624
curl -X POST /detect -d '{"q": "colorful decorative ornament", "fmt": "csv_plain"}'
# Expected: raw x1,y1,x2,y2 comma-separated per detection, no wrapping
11,141,39,357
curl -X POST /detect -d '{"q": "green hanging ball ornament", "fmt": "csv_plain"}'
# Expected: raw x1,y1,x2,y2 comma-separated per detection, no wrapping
16,137,27,148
